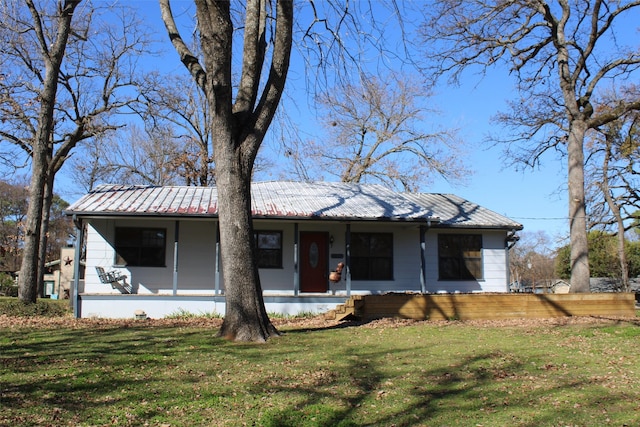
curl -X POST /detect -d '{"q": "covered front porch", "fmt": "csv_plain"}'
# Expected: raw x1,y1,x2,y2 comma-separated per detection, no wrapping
76,293,351,319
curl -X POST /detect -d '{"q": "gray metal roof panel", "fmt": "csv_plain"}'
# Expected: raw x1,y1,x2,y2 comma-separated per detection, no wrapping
65,181,523,229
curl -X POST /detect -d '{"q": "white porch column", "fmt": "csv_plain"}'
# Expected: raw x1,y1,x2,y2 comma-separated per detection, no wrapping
172,221,179,295
293,222,299,296
420,224,427,293
72,215,84,318
214,222,221,295
345,223,351,297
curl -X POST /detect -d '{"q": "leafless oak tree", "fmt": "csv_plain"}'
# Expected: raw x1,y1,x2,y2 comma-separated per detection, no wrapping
139,73,215,186
287,73,467,191
586,97,640,290
0,1,152,302
159,0,411,341
160,0,293,341
69,125,187,191
422,0,640,292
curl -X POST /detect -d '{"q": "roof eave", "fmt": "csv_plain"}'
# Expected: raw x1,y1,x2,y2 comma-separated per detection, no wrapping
66,211,443,224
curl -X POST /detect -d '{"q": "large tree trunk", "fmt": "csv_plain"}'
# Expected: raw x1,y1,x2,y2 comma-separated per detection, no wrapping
567,121,591,293
17,0,80,304
37,178,55,297
18,145,48,303
216,168,278,341
161,0,292,340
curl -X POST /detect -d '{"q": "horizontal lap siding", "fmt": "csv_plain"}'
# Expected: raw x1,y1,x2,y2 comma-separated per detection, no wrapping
480,232,509,292
349,225,422,294
84,219,511,296
176,222,217,292
84,220,117,293
86,219,203,295
424,230,508,293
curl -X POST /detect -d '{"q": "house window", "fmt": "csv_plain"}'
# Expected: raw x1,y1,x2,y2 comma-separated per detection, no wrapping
255,230,282,269
438,234,483,280
115,228,166,267
351,232,393,280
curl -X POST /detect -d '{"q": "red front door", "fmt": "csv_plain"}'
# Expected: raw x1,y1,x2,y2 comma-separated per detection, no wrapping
300,232,328,293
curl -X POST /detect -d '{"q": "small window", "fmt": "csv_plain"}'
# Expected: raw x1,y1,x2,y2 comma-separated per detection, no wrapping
351,232,393,280
115,227,166,267
255,230,282,269
438,234,483,280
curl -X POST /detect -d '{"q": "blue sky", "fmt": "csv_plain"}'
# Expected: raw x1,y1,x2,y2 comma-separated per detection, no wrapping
426,69,569,244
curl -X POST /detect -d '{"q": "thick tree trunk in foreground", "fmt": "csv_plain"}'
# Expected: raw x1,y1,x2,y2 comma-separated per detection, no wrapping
216,175,278,341
567,121,591,293
37,179,55,297
162,0,292,341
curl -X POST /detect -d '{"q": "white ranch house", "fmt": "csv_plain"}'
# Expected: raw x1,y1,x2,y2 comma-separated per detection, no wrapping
65,181,523,319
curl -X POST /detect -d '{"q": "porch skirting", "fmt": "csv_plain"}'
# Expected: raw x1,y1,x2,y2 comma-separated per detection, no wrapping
77,294,348,319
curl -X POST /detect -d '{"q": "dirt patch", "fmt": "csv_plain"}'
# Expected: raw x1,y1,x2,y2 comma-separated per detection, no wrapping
0,313,637,331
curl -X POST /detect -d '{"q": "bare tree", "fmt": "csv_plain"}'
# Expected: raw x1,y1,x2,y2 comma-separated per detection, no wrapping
159,0,411,341
69,125,187,190
160,0,293,341
422,1,640,293
0,0,81,303
0,1,153,302
586,101,640,290
509,230,557,291
0,179,29,272
139,73,215,186
286,73,467,191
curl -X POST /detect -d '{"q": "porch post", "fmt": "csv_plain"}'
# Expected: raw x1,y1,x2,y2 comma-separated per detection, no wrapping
214,222,221,295
71,215,83,318
293,222,299,296
345,223,351,297
172,221,179,295
419,225,427,293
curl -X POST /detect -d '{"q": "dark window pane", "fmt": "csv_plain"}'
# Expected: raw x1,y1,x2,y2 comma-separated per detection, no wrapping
255,231,283,268
351,234,370,256
115,227,166,267
351,233,393,280
438,234,483,280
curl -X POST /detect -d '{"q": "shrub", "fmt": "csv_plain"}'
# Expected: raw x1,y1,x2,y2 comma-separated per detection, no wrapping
0,273,18,297
0,297,71,317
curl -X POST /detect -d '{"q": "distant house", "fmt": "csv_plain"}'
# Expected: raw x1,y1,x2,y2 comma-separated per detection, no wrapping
551,280,571,294
43,246,85,299
64,181,523,319
590,277,640,293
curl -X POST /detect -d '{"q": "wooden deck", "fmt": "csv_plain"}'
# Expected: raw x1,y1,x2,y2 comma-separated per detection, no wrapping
324,293,637,321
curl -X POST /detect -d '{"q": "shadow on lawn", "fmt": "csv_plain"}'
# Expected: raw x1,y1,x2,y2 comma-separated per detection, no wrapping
2,321,638,426
243,336,629,427
0,326,210,423
246,353,608,427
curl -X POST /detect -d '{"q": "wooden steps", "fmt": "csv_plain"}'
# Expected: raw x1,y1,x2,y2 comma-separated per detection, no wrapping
324,293,636,321
323,295,365,321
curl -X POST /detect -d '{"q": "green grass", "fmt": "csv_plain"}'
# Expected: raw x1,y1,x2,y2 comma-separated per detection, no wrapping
1,317,640,426
164,308,222,319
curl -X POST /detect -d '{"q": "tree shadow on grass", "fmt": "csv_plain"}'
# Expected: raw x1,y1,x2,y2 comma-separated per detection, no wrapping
244,342,633,427
3,321,639,426
0,325,219,425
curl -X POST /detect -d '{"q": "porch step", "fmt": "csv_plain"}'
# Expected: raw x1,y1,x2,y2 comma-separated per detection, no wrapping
324,295,365,321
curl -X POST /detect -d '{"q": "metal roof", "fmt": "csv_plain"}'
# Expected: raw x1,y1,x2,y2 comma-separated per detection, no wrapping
65,181,523,229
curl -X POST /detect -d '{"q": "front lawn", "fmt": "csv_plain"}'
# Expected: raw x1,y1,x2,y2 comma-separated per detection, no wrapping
1,315,639,426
